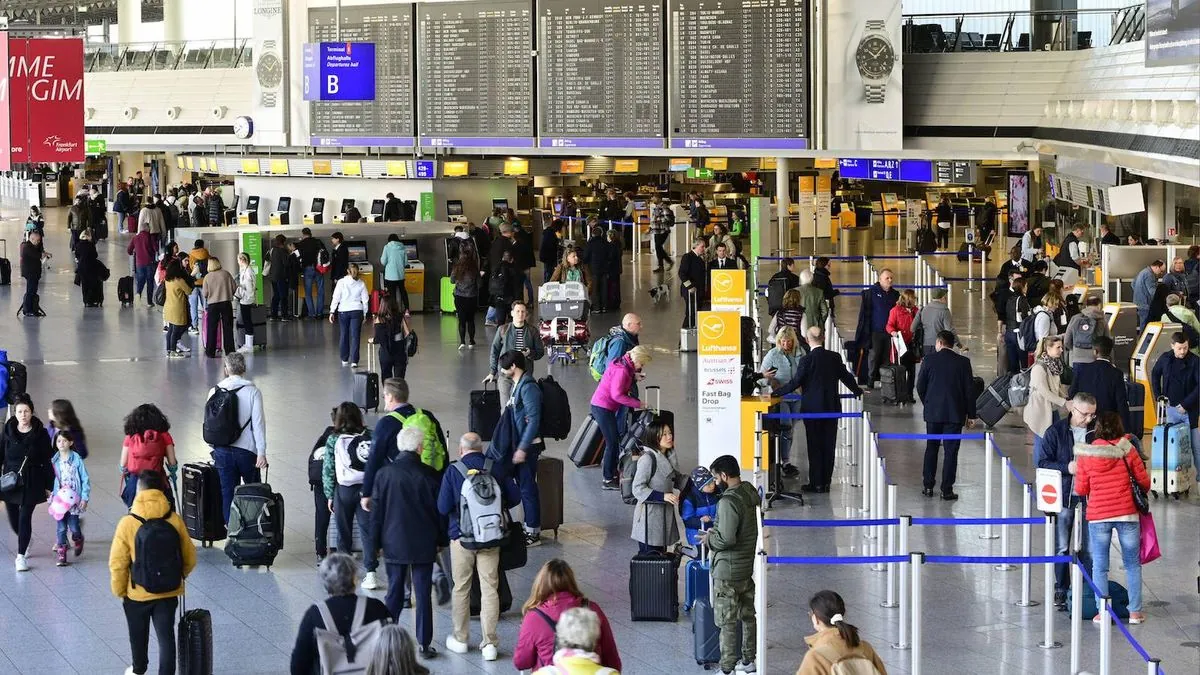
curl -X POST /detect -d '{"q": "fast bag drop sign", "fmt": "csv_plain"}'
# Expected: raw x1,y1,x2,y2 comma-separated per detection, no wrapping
6,37,86,164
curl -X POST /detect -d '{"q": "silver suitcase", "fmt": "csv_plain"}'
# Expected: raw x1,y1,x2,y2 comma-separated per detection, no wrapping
680,328,697,352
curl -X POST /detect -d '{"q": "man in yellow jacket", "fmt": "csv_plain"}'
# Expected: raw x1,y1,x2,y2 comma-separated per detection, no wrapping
109,470,197,675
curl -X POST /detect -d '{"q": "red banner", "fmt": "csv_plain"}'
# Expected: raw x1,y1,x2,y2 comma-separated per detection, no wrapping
8,37,85,164
0,37,10,172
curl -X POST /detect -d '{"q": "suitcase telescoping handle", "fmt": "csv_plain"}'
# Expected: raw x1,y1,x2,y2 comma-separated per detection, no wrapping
644,384,662,415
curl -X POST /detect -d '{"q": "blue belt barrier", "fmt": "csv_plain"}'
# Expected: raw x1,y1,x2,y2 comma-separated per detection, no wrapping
763,412,863,420
768,555,908,565
942,276,994,282
755,256,794,262
764,518,900,528
911,517,1045,526
780,393,860,401
877,432,986,441
1006,459,1030,485
924,555,1071,565
820,255,870,261
866,254,918,260
832,284,948,290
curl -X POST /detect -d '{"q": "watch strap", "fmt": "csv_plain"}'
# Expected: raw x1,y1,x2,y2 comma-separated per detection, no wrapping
866,19,885,31
864,84,886,103
261,92,278,107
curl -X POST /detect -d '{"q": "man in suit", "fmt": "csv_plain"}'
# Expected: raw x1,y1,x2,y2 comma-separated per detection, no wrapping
854,268,899,387
707,242,741,271
915,330,978,500
771,326,863,492
1067,336,1131,433
678,237,709,328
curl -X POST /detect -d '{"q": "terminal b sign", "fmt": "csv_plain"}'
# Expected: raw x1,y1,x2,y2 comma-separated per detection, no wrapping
0,36,87,168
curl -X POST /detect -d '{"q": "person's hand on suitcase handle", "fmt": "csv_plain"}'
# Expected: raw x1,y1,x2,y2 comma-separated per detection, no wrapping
482,373,495,384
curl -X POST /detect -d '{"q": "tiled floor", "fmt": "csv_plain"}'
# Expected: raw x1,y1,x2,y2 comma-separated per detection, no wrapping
0,208,1197,674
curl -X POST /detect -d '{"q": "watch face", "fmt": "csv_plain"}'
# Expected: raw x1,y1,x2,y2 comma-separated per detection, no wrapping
257,53,283,89
856,36,895,78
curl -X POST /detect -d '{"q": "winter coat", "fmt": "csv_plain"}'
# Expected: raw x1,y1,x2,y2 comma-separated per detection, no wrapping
369,452,444,565
798,284,828,332
1150,350,1200,428
1034,417,1093,499
680,487,719,546
590,354,642,412
187,247,210,286
163,278,192,326
235,266,256,305
911,301,955,348
1161,305,1200,357
854,283,900,343
513,591,622,672
74,240,102,282
50,450,91,512
1063,306,1109,365
509,374,543,451
707,481,760,582
127,231,158,268
550,263,591,291
0,416,54,506
1132,267,1157,311
267,245,289,283
1022,360,1068,437
108,488,196,601
202,268,236,304
885,305,918,345
760,346,800,390
19,240,44,281
1073,437,1149,521
138,206,164,235
630,447,683,548
795,627,888,675
539,228,561,265
488,322,545,376
380,240,408,281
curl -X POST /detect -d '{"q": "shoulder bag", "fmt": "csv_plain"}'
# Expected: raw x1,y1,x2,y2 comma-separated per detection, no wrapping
1121,455,1150,515
0,457,27,493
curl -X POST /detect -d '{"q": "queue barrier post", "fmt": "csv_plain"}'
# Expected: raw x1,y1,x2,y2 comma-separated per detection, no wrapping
882,484,899,608
865,447,879,541
995,457,1016,571
1070,554,1083,672
910,552,924,674
860,419,872,514
967,244,974,290
980,432,999,540
1038,513,1062,649
1098,595,1112,675
1016,486,1038,606
892,516,911,650
946,281,953,313
753,507,768,675
1146,658,1161,675
873,458,887,571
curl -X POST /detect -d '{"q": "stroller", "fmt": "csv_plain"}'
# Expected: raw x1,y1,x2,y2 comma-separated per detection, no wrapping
538,281,590,364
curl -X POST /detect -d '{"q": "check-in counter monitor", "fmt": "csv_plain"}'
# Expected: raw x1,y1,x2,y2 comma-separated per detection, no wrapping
270,196,292,225
1131,321,1182,431
334,199,355,224
402,238,426,312
492,199,509,212
447,200,466,224
304,197,326,225
238,196,260,225
346,240,374,292
1103,302,1140,377
370,199,385,223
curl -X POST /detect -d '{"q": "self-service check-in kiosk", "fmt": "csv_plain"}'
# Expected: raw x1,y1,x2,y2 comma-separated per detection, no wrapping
269,196,292,225
369,199,385,223
237,196,260,225
1104,302,1141,377
1131,321,1182,431
334,199,355,224
303,198,326,225
492,199,509,213
447,200,467,224
403,238,426,312
346,240,374,292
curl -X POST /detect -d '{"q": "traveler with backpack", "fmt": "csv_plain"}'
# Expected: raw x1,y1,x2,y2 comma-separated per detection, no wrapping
514,559,621,672
2,393,54,572
309,409,337,562
361,378,449,519
1063,295,1109,366
495,351,545,547
630,419,683,555
127,224,158,308
853,269,899,387
187,239,211,334
49,429,90,567
484,301,545,405
205,353,268,523
297,227,330,319
202,257,238,358
529,607,620,675
1022,336,1069,461
438,432,520,662
1002,278,1031,374
911,289,963,356
374,296,414,379
649,195,675,272
1161,294,1200,356
371,426,444,658
591,346,652,490
488,249,520,326
1029,292,1059,346
321,402,380,585
19,230,51,317
588,313,641,382
794,590,887,675
119,404,178,508
290,552,392,675
108,470,197,675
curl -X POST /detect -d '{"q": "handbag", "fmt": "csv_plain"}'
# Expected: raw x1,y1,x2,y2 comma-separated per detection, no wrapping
0,457,27,493
1122,456,1150,515
1138,511,1161,565
260,259,272,277
405,330,419,358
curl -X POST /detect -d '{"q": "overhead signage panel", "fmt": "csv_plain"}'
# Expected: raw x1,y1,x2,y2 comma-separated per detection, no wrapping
302,42,377,101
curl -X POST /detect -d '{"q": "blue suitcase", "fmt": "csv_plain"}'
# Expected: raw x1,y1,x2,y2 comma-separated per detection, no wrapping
683,555,709,615
1150,401,1194,499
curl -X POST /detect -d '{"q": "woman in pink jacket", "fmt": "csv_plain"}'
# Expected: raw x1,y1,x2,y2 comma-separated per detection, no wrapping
513,559,621,671
589,346,652,491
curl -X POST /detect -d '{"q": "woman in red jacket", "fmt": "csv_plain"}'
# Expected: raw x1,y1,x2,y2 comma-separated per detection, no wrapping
513,559,621,671
1073,412,1150,624
884,289,919,403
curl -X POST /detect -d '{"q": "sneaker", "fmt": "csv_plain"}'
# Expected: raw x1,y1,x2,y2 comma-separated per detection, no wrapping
342,361,349,367
781,464,800,477
55,546,68,567
350,363,358,369
361,571,380,590
922,488,935,497
735,661,757,673
941,492,959,501
444,636,469,654
601,478,620,491
188,327,200,335
14,554,29,572
468,342,476,349
167,350,187,359
458,343,467,351
418,645,437,659
72,534,84,557
1053,590,1067,609
1128,612,1147,624
177,344,192,353
524,532,542,548
162,324,168,332
481,643,498,661
124,668,137,675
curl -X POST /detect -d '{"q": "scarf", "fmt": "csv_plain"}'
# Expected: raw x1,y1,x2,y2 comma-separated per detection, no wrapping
1038,353,1064,377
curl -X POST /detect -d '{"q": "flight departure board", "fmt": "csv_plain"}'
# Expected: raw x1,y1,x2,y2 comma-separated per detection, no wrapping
538,0,665,149
417,0,535,148
308,5,415,147
669,0,808,149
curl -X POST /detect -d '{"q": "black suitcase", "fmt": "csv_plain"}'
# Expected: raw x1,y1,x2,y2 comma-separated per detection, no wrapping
181,463,226,546
568,414,606,468
879,363,907,405
177,598,213,675
469,567,513,616
118,276,135,306
469,384,502,441
971,376,986,403
0,258,9,287
1125,379,1145,434
630,550,679,622
235,305,268,349
225,481,284,567
353,371,379,412
977,373,1014,428
620,386,674,455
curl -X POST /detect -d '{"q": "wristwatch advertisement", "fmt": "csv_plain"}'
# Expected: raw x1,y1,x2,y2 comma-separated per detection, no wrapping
256,40,283,108
856,20,896,104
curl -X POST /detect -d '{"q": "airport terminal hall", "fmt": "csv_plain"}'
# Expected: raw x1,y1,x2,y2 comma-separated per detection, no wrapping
1,0,1199,673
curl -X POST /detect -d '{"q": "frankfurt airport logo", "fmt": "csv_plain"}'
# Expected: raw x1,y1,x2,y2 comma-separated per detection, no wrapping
700,315,726,341
43,135,79,155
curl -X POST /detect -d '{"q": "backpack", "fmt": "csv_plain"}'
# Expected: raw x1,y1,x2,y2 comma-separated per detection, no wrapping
225,483,284,566
153,281,166,307
619,449,656,505
313,596,388,675
386,409,447,472
488,266,510,300
333,431,372,486
1008,367,1034,408
1165,308,1200,347
1068,313,1097,351
202,386,249,447
536,375,572,440
309,442,327,487
453,459,509,550
129,512,184,594
812,645,884,675
916,227,937,254
588,328,626,381
1018,310,1048,352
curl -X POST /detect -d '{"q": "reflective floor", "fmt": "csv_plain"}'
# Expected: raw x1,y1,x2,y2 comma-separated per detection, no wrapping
0,208,1196,674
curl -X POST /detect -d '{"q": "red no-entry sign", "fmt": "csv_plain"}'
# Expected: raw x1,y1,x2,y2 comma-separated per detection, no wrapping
1036,468,1063,513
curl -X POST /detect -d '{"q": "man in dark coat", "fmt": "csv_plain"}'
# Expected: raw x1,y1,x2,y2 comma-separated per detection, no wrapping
677,236,709,328
19,231,50,316
1068,336,1131,432
1034,393,1096,607
383,192,402,222
854,268,899,386
771,326,863,492
582,225,612,313
1150,332,1200,473
371,425,444,657
915,331,977,500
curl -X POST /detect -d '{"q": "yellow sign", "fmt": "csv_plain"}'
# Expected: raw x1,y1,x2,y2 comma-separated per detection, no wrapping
704,157,728,171
240,159,261,175
709,270,747,312
198,158,210,172
760,157,777,170
342,160,363,177
270,159,289,176
697,311,740,356
443,161,469,177
386,161,407,178
185,156,195,170
176,156,186,170
814,158,838,169
798,175,815,195
559,159,585,174
613,159,639,173
503,159,529,176
312,159,332,176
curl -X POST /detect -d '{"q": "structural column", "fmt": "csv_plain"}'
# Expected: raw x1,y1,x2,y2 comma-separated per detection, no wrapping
117,0,141,44
162,0,186,44
1145,178,1166,242
775,157,790,255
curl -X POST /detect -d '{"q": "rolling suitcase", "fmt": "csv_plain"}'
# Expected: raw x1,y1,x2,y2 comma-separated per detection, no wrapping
1124,380,1145,435
177,596,213,675
683,540,710,614
0,239,9,285
620,386,674,455
181,462,226,546
879,363,907,405
369,289,387,315
976,373,1014,429
225,477,285,568
692,547,742,668
1150,398,1195,499
680,288,698,352
971,376,986,403
537,455,564,538
469,383,502,441
630,549,680,622
469,567,513,616
440,276,456,313
353,371,379,412
568,415,606,468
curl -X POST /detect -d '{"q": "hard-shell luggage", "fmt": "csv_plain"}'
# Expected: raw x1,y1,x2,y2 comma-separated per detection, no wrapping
235,305,268,349
181,462,226,546
879,363,907,405
692,548,741,668
177,597,213,675
1124,380,1145,435
469,384,502,441
537,455,564,538
976,373,1014,428
0,239,9,285
469,567,513,616
568,415,605,468
225,479,284,567
126,213,137,234
629,550,679,622
680,288,698,352
118,276,135,306
680,327,698,352
620,386,674,455
353,371,379,412
1150,399,1194,499
369,289,387,316
440,276,456,313
683,548,709,614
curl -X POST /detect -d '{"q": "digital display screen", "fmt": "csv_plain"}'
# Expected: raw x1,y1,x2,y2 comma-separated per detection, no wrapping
276,197,292,212
311,198,326,212
340,199,355,213
345,241,368,263
898,160,933,183
447,200,464,216
302,42,377,101
370,199,385,215
245,196,260,210
492,199,509,211
402,239,419,260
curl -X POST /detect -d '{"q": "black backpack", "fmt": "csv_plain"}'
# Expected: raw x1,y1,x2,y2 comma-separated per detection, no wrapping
488,267,511,300
203,386,249,446
536,375,572,440
129,513,184,594
308,428,335,487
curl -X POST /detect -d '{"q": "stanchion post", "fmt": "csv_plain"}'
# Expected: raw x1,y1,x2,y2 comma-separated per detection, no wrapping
873,458,887,570
883,484,899,608
754,507,768,675
980,433,999,540
893,516,911,649
860,425,872,514
1146,658,1161,675
1098,596,1112,675
967,244,973,290
910,552,924,673
995,457,1015,570
1038,514,1061,648
946,282,953,313
865,447,878,539
1070,560,1083,673
1017,486,1037,605
753,412,764,493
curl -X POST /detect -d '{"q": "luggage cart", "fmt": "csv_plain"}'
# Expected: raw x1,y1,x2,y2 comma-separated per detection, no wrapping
538,281,590,365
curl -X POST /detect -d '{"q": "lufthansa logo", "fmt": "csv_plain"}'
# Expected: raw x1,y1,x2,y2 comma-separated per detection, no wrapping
700,315,726,341
713,275,733,293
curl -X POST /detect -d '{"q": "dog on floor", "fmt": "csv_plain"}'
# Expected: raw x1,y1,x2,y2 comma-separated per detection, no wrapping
648,283,669,304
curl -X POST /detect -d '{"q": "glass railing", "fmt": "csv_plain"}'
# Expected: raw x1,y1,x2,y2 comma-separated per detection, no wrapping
903,4,1145,54
83,39,251,72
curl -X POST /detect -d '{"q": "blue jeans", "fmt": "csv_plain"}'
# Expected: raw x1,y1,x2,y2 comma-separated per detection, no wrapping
338,310,364,363
592,405,626,481
270,279,290,317
1004,330,1025,374
22,276,39,314
775,400,796,464
1088,520,1142,612
55,514,82,548
519,271,534,303
303,267,325,317
543,265,554,283
212,447,261,524
134,264,156,304
515,449,541,532
189,288,206,328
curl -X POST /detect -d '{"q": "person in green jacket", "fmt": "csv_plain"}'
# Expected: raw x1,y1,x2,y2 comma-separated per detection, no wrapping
796,269,828,334
699,454,760,675
380,233,410,311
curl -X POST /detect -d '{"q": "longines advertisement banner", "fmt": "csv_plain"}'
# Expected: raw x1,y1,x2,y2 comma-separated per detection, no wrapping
6,38,85,165
1145,0,1200,67
252,0,287,145
824,0,903,151
697,311,742,468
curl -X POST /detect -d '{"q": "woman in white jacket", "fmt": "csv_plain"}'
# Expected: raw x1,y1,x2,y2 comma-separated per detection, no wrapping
234,252,257,353
329,263,370,367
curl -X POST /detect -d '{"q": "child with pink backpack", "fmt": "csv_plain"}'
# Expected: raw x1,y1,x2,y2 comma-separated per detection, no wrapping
48,430,91,566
